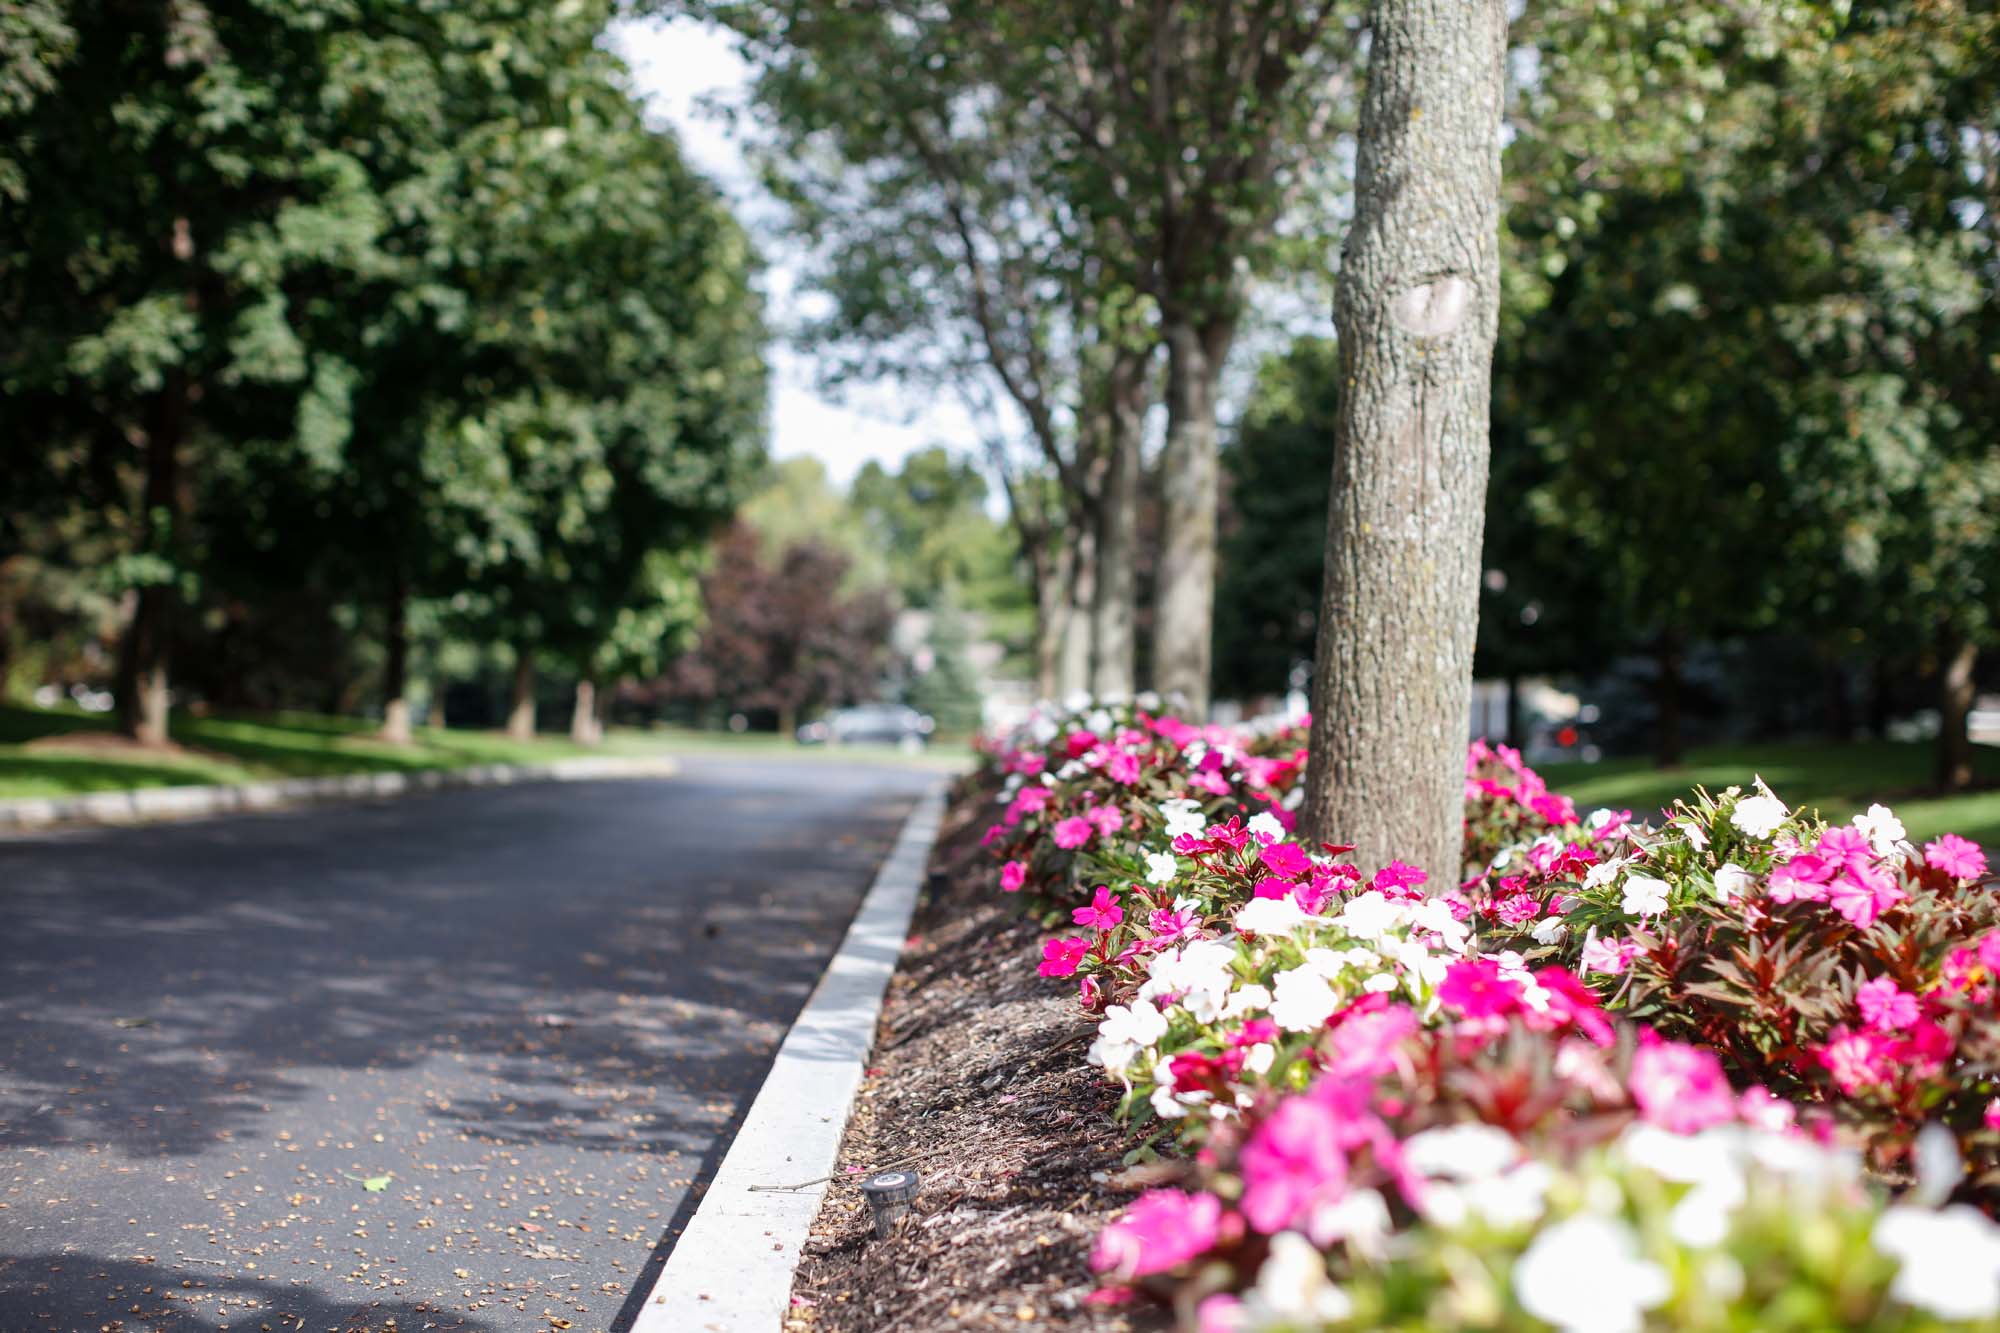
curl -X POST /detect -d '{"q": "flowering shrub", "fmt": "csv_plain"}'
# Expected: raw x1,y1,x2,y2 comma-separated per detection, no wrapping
1472,782,2000,1199
967,701,2000,1327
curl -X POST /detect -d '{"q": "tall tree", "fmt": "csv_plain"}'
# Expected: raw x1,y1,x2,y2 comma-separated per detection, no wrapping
1303,0,1507,878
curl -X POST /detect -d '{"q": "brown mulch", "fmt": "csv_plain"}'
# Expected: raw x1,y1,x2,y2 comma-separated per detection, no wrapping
785,778,1169,1333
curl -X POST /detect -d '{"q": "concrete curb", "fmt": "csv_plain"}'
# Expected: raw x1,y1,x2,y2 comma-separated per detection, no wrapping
0,754,683,834
632,785,946,1333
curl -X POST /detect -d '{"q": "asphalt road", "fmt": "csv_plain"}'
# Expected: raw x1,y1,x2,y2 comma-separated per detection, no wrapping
0,757,941,1333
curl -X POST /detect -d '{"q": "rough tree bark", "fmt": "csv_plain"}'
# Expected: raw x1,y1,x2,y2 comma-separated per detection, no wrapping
506,648,536,741
116,379,185,746
1937,634,1978,791
1091,353,1148,701
570,678,601,745
378,579,412,745
1152,319,1231,716
1303,0,1507,882
1033,537,1077,701
1057,526,1098,700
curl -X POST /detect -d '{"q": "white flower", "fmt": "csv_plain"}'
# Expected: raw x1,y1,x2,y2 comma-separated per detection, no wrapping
1235,896,1309,937
1404,1123,1521,1180
1712,862,1752,901
1854,803,1907,856
1513,1215,1670,1333
1532,915,1569,945
1150,1083,1193,1119
1085,708,1114,735
1159,799,1207,839
1730,790,1789,840
1139,940,1237,1021
1242,1042,1276,1075
1873,1205,2000,1320
1246,811,1287,845
1335,890,1402,941
1143,851,1179,886
1222,983,1273,1019
1280,784,1305,812
1363,972,1399,993
1240,1232,1352,1325
1056,759,1086,780
1269,967,1341,1032
1307,1187,1391,1259
1584,857,1625,890
1089,999,1168,1075
1621,873,1670,917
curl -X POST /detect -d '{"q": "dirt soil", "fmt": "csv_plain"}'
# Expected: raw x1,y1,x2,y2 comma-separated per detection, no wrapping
785,777,1168,1333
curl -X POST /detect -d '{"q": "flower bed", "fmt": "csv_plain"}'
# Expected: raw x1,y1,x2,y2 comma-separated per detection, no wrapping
796,701,2000,1331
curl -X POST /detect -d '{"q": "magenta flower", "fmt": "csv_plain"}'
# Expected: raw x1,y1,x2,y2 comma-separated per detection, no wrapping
1038,936,1089,977
1768,852,1834,903
999,860,1027,893
1106,751,1143,785
1497,893,1541,925
1926,834,1989,881
1985,1099,2000,1132
1817,1025,1891,1094
1533,966,1614,1046
1372,861,1429,896
1630,1040,1735,1133
1828,864,1904,929
1073,886,1124,931
1052,817,1093,850
1856,975,1919,1032
1322,1002,1419,1079
1090,1189,1222,1278
1238,1096,1348,1233
1437,958,1523,1019
1258,841,1311,878
1085,804,1125,836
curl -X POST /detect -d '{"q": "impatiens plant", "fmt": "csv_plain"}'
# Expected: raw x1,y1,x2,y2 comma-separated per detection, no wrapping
967,701,2000,1328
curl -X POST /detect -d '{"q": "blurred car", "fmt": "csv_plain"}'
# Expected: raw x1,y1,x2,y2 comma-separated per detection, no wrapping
797,704,935,749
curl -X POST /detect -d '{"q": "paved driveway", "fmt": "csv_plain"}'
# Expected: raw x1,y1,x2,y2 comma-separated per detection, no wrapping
0,758,940,1331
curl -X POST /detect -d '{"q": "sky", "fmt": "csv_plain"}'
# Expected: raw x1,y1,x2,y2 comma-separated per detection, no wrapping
608,15,985,488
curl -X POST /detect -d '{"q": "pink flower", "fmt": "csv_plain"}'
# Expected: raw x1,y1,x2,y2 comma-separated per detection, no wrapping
1828,864,1904,928
1039,936,1089,977
1497,893,1541,925
1322,1001,1419,1078
1985,1099,2000,1131
1090,1188,1223,1278
1926,834,1989,881
1437,959,1523,1019
1533,967,1614,1046
1196,1294,1244,1333
1073,886,1125,931
1856,975,1919,1032
1630,1040,1735,1133
1148,905,1195,942
1000,860,1027,893
1768,853,1834,903
1738,1085,1796,1131
1372,861,1429,897
1106,750,1143,785
1579,932,1641,976
1816,825,1877,874
1052,817,1093,850
1086,804,1125,836
1238,1097,1348,1233
1259,842,1311,878
1817,1025,1892,1094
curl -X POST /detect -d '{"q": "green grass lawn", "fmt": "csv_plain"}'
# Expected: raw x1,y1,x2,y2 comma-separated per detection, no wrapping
0,704,969,799
1537,740,2000,849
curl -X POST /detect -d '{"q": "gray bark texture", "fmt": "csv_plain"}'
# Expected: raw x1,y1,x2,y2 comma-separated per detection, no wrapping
1938,636,1978,791
570,678,601,746
1303,0,1507,882
1057,527,1098,700
1034,538,1075,701
506,650,537,741
1152,320,1229,717
1090,352,1148,701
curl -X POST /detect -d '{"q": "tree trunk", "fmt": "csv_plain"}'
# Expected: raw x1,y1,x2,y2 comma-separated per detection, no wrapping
1091,353,1147,701
378,580,412,745
430,678,449,730
1302,0,1507,882
1505,674,1523,746
506,649,536,740
570,678,601,745
1868,657,1894,740
1151,319,1230,717
1034,538,1075,702
779,703,798,740
117,381,184,746
1057,525,1097,701
1654,632,1685,768
1937,634,1978,792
